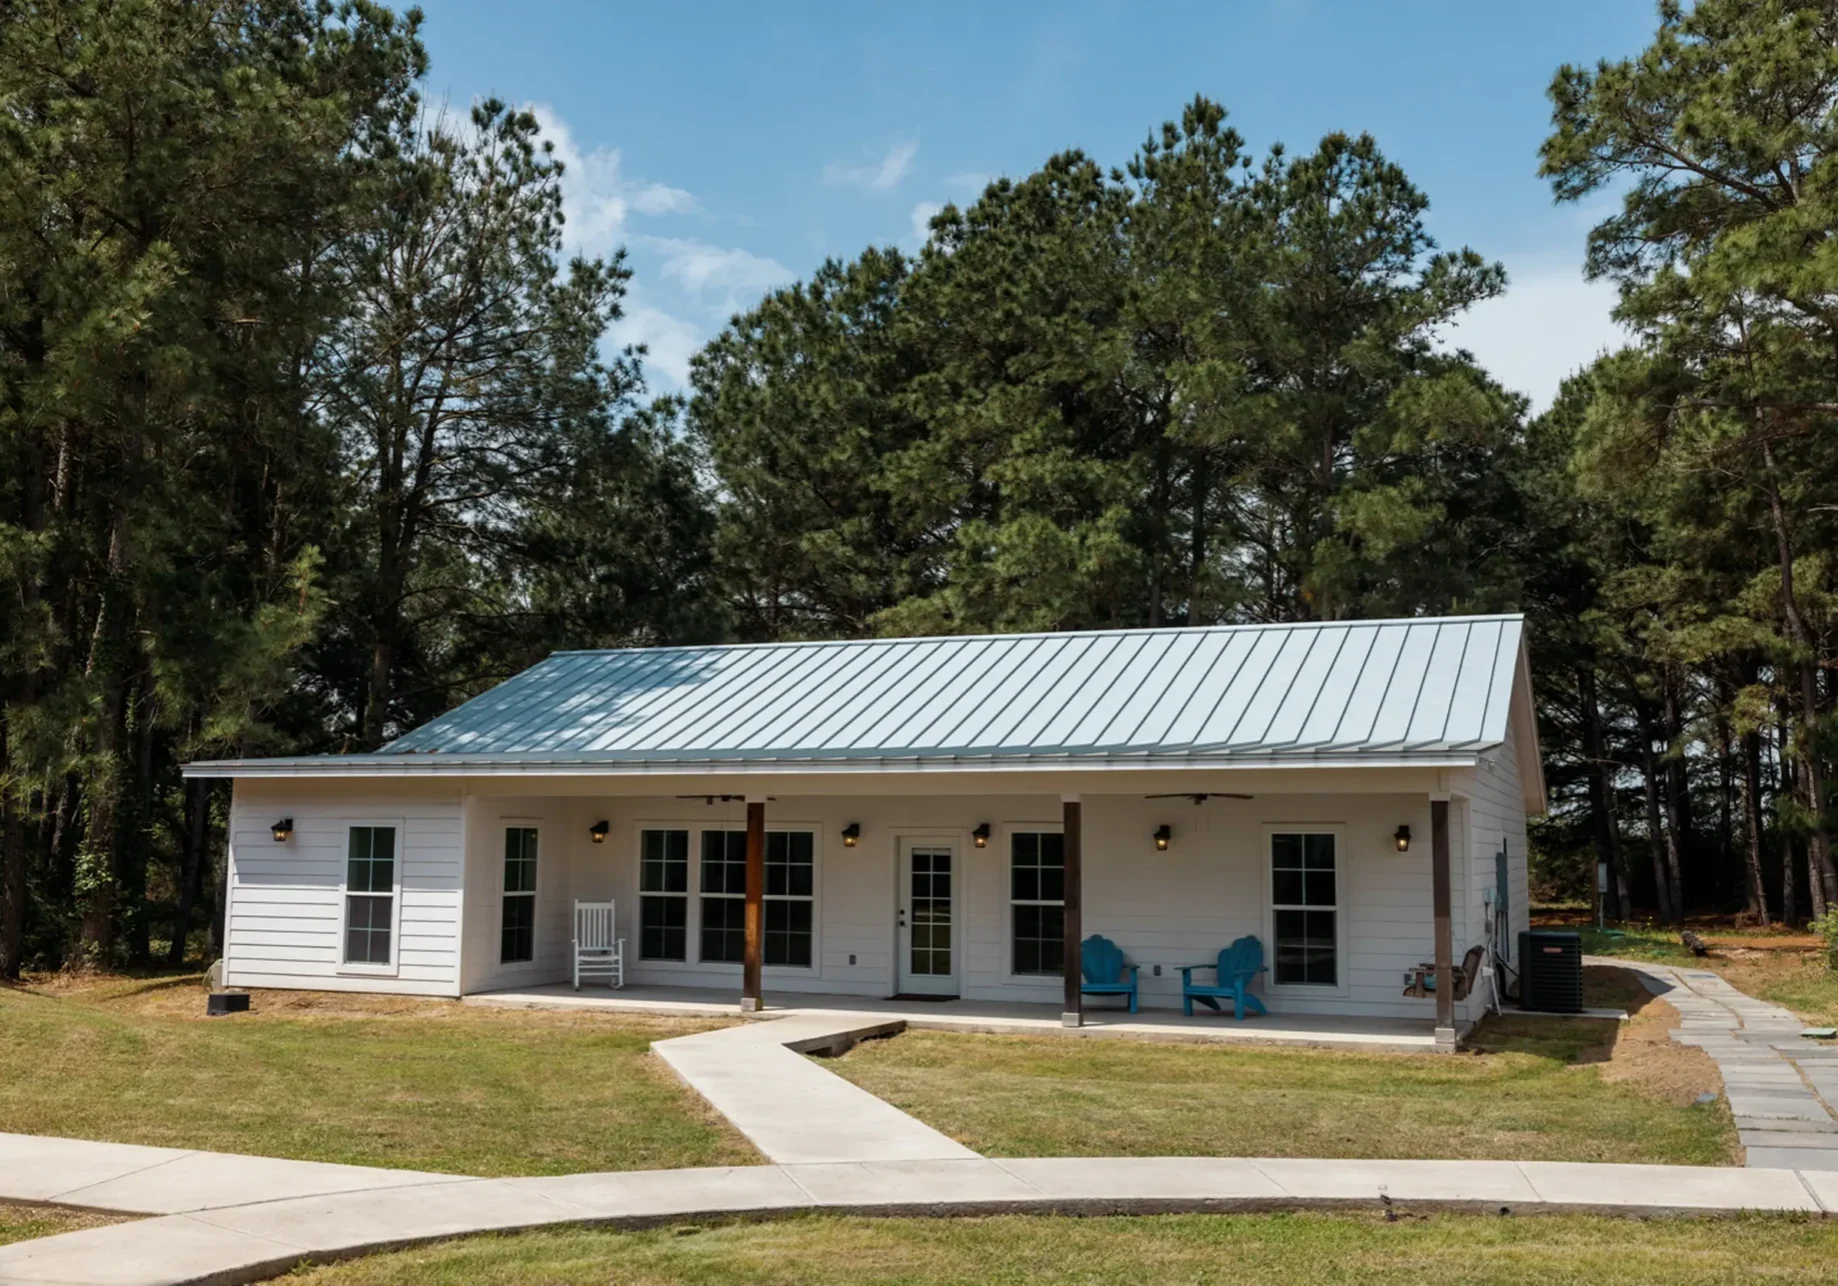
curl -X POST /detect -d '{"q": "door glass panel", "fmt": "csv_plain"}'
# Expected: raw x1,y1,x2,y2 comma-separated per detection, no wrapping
908,847,952,977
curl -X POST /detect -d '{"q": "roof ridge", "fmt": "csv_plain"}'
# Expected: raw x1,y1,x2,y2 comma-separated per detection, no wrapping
553,614,1527,659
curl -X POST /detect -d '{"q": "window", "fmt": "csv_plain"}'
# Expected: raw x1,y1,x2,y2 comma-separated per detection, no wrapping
500,827,538,964
698,829,816,968
343,825,396,966
764,831,814,968
699,830,748,963
1009,831,1064,975
1271,832,1337,986
639,829,689,961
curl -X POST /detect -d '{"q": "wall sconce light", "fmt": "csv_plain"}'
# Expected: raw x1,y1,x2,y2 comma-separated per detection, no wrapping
271,818,293,843
972,823,991,848
1153,824,1172,851
1394,824,1411,853
590,820,610,844
842,823,860,848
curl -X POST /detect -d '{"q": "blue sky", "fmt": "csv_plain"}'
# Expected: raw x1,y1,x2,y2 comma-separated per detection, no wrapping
416,0,1659,409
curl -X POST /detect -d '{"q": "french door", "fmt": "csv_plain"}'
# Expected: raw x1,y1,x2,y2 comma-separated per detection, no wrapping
897,839,958,996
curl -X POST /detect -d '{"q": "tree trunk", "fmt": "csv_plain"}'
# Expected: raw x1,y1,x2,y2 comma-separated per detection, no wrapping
1638,702,1681,924
1188,446,1209,625
1580,666,1631,918
167,778,212,968
1741,728,1770,925
1658,687,1692,918
0,713,25,980
1778,717,1801,925
1761,441,1838,909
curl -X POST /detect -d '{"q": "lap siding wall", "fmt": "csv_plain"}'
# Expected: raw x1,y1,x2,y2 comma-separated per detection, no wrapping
223,786,465,997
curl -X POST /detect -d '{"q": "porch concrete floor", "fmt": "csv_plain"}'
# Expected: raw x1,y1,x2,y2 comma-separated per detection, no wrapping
462,983,1449,1052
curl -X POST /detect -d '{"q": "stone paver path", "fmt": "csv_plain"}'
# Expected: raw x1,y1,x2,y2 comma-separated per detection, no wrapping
1608,956,1838,1170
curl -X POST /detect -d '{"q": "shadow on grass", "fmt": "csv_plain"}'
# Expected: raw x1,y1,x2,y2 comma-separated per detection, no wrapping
1467,965,1656,1067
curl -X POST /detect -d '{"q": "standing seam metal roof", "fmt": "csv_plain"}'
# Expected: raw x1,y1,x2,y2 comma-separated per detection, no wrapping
369,615,1528,764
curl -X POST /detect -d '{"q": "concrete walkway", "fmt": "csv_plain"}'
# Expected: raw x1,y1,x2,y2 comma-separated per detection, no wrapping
650,1015,979,1164
8,1146,1838,1286
15,961,1838,1285
1611,957,1838,1170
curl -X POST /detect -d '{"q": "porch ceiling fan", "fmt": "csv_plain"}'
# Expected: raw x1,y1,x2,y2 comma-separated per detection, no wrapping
1143,792,1254,804
674,794,777,804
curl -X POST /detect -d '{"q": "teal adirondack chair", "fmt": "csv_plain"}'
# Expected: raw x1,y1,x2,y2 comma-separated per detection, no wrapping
1080,935,1139,1013
1180,935,1267,1020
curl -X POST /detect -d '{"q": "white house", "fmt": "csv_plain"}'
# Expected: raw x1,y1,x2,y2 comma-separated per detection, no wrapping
184,614,1543,1044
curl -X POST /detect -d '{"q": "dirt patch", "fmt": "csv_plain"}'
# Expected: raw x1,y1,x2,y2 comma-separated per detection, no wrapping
1596,991,1722,1105
0,1201,131,1248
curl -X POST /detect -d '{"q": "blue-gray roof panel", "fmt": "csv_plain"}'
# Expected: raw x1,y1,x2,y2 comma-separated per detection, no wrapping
376,615,1526,763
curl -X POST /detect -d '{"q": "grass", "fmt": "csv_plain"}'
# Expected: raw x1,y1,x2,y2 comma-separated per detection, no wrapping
0,974,757,1177
284,1212,1838,1284
0,1203,125,1248
1571,922,1838,1026
825,967,1735,1165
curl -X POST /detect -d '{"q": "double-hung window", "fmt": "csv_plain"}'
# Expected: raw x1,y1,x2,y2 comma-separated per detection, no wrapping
343,825,396,966
500,827,538,964
763,831,814,967
1271,832,1338,986
699,831,748,963
697,829,816,968
1009,831,1065,975
639,828,689,961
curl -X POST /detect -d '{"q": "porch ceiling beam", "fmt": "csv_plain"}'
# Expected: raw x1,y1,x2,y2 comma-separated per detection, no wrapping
1431,795,1455,1048
1062,794,1083,1028
742,796,765,1012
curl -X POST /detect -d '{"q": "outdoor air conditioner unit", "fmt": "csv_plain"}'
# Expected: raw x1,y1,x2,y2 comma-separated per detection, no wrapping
1517,930,1583,1013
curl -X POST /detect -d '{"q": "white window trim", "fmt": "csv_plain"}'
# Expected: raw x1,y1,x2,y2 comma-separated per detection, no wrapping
629,819,824,975
1260,823,1352,999
635,825,692,963
498,821,542,967
338,817,405,978
1001,821,1067,986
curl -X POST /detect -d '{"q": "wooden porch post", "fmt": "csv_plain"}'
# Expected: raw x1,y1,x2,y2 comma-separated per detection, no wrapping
1061,795,1082,1028
742,797,765,1012
1431,795,1455,1049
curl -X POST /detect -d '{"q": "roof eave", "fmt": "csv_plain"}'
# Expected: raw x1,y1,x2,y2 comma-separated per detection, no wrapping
183,750,1489,780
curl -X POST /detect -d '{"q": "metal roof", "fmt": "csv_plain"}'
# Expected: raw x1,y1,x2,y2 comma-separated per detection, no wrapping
187,615,1533,778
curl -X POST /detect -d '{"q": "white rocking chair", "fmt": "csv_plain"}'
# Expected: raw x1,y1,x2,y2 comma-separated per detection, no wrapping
572,899,625,990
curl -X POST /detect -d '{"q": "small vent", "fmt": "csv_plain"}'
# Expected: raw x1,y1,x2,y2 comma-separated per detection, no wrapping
1517,930,1582,1013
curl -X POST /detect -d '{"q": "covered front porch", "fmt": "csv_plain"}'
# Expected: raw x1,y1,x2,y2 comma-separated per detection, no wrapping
452,773,1494,1046
461,980,1453,1052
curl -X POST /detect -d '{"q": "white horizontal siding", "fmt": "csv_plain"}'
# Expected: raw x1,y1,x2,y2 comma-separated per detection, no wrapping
222,788,464,997
1464,716,1532,1019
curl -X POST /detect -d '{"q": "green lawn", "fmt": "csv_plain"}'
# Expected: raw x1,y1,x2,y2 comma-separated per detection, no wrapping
285,1213,1838,1285
1574,924,1838,1026
0,1204,123,1247
825,968,1734,1165
0,976,757,1177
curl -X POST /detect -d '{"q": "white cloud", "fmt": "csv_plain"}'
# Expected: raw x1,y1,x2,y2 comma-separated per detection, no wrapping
909,201,943,247
529,103,699,256
607,299,705,392
1438,255,1631,414
642,236,794,307
948,170,992,193
825,140,919,193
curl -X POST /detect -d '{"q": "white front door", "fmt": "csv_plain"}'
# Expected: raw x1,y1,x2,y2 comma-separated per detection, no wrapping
897,840,958,996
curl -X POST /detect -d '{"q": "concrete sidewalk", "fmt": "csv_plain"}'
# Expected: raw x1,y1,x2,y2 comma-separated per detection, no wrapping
650,1014,978,1165
5,1154,1837,1286
0,1132,468,1214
